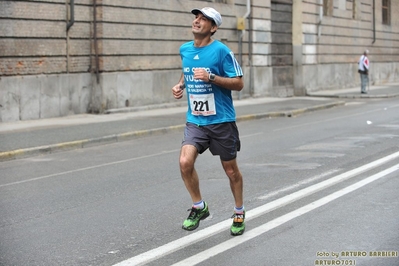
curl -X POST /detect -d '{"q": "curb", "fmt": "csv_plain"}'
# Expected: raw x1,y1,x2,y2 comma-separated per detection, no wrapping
307,93,399,99
0,101,345,162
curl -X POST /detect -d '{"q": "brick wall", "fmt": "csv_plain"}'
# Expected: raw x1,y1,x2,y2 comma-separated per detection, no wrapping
0,0,252,75
1,0,397,77
96,0,251,72
0,0,91,75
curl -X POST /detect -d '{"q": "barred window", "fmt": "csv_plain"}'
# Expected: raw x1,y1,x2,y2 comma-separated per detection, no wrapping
382,0,390,25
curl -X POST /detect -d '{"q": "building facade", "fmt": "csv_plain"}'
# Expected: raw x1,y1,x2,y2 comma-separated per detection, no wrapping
0,0,398,122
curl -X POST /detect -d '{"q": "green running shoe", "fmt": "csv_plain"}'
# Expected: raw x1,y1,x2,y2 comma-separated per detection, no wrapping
230,211,245,236
182,202,210,231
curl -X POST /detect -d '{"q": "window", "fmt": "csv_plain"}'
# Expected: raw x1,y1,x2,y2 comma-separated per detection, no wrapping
323,0,333,16
382,0,390,25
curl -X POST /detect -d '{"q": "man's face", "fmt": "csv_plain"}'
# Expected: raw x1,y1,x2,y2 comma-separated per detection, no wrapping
192,13,216,36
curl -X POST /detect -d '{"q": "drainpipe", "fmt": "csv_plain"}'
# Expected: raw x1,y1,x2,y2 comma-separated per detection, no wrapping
93,0,99,83
318,0,323,39
248,5,253,96
372,0,376,43
239,0,251,48
66,0,74,31
66,0,74,73
238,0,251,99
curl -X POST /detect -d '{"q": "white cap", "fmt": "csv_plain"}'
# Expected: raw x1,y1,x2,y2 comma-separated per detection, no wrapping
191,7,222,27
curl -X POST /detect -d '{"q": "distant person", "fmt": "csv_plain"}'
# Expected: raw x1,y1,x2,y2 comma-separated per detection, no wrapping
171,7,246,236
358,50,370,94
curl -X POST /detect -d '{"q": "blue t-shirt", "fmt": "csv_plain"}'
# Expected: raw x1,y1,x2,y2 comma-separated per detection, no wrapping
180,40,243,126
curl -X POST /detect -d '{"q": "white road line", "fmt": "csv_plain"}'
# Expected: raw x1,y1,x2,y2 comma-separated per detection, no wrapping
0,149,179,188
257,169,340,200
113,150,399,266
241,132,264,139
173,163,399,266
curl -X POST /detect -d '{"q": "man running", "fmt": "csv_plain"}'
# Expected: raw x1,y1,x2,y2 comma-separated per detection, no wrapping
171,7,246,236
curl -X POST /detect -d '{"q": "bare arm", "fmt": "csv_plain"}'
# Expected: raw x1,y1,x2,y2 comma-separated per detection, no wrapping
172,73,185,99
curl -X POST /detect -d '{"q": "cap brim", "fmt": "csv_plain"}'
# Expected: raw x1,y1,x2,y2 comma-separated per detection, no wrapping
191,9,201,15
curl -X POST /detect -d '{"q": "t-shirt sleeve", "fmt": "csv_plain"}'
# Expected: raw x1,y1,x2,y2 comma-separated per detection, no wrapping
222,51,243,78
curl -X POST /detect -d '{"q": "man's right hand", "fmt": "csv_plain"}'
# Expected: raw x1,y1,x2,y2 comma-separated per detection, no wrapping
172,84,184,99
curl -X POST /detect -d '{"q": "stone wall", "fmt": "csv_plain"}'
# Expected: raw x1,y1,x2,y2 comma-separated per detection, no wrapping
0,0,398,122
302,0,399,92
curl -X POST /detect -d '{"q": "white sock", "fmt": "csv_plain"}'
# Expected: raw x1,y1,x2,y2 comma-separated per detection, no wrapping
234,206,245,214
193,200,204,209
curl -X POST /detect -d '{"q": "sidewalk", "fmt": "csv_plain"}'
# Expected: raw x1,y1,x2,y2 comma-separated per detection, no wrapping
1,83,398,162
307,82,399,98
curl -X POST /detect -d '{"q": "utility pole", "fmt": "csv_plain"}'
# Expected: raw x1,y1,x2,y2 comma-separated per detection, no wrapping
292,0,305,96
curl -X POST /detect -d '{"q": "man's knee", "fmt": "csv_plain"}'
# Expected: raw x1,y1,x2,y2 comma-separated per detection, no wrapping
226,170,242,182
180,156,194,170
179,147,197,174
222,160,241,180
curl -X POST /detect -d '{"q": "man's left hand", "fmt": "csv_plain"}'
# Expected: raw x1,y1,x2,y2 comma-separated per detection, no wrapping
193,68,210,82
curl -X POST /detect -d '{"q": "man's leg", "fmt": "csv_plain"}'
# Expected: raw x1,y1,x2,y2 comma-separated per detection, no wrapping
221,158,245,236
360,74,363,92
360,74,367,93
221,159,243,207
180,144,201,203
180,144,209,231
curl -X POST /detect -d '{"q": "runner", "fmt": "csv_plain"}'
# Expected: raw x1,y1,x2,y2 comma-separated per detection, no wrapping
171,7,246,236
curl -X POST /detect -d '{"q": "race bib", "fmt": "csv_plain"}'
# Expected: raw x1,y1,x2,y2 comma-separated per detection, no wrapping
189,93,216,116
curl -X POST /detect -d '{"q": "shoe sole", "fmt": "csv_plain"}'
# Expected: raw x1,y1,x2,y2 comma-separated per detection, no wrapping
230,228,245,236
182,211,210,231
230,222,245,236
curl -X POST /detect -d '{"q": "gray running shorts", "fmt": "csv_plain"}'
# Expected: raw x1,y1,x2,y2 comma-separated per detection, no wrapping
182,122,241,161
